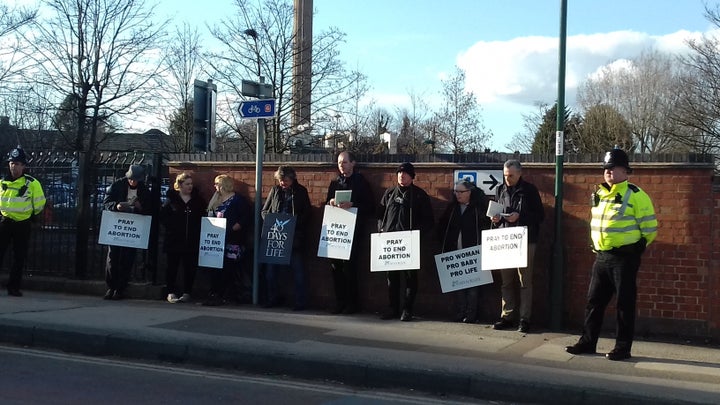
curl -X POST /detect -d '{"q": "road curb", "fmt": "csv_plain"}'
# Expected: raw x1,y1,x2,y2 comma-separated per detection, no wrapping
0,319,710,405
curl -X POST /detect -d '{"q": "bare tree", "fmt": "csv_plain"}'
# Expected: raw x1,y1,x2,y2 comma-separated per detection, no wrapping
669,4,720,159
0,3,37,83
506,102,548,153
577,50,684,154
575,104,633,153
206,0,360,153
433,67,492,153
396,90,430,154
162,23,206,152
19,0,168,276
338,69,371,143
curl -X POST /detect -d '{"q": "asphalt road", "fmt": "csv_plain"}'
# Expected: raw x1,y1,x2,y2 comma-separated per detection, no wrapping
0,345,501,405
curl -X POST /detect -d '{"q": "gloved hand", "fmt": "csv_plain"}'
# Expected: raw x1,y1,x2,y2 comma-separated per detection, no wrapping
635,237,647,254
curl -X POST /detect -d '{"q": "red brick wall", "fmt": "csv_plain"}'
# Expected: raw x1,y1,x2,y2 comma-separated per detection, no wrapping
168,160,719,338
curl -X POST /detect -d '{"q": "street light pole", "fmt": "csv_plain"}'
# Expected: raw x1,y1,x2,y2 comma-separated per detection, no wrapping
244,28,267,306
551,0,568,330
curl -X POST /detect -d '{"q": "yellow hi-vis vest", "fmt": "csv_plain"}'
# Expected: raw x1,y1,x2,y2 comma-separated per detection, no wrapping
0,175,46,221
590,180,657,251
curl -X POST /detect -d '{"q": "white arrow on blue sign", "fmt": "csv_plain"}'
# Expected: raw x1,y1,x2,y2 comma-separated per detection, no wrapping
454,170,504,195
238,99,276,119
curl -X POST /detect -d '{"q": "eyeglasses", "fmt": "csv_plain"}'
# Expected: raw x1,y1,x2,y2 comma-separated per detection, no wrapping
453,190,470,193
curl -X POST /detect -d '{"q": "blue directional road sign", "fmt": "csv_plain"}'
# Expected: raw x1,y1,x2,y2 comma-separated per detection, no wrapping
238,99,276,119
454,169,504,195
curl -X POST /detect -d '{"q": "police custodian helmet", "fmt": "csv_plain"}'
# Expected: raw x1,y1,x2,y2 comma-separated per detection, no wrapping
7,145,27,164
602,148,632,173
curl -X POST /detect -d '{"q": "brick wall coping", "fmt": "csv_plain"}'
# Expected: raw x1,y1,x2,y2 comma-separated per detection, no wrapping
166,160,715,171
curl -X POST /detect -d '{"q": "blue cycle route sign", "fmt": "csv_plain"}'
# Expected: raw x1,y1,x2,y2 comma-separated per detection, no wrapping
238,99,276,119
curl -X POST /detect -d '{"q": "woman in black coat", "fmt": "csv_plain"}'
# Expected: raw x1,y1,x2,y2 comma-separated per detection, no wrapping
160,173,207,303
438,179,491,323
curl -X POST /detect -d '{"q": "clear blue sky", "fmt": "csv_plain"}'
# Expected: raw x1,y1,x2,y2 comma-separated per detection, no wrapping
167,0,714,151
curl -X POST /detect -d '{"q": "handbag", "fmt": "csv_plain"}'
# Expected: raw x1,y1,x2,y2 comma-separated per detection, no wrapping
225,244,244,260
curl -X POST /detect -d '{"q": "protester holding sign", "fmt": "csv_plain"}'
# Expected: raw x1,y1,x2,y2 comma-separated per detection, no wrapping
203,174,252,306
377,162,434,321
490,160,544,333
160,173,206,304
438,179,492,323
261,166,311,311
324,151,374,315
102,164,151,300
206,175,252,305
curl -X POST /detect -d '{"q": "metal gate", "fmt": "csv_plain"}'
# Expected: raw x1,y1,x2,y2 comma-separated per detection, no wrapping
2,151,165,283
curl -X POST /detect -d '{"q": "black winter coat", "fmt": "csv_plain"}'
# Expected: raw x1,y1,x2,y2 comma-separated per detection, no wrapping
438,189,491,253
494,177,544,243
325,171,374,217
261,182,312,248
160,188,207,254
377,183,434,233
103,178,151,215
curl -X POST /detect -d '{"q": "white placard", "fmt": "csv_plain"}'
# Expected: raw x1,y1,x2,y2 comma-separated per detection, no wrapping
481,227,528,270
370,230,421,272
317,205,358,260
98,211,152,249
198,217,226,269
434,246,494,293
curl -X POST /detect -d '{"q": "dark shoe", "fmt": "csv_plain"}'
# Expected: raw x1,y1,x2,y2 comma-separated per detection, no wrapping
330,305,345,314
400,310,413,322
606,348,631,361
111,290,124,300
7,289,22,297
202,298,224,306
462,317,476,324
565,342,597,355
202,294,224,306
518,319,530,333
379,310,399,320
342,306,358,315
493,318,515,330
292,305,306,311
103,289,114,300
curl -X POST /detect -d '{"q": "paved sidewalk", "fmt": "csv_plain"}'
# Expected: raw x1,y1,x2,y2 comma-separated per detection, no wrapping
1,291,719,404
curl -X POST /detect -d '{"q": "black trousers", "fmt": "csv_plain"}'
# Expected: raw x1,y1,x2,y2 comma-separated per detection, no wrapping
579,250,642,351
0,218,31,291
105,246,136,292
330,258,359,310
386,270,418,313
209,257,246,302
165,249,199,296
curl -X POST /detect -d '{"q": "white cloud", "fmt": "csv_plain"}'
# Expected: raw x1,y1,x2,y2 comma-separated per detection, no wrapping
457,29,706,110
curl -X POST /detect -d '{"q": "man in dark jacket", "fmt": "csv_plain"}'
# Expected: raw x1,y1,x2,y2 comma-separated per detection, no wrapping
377,162,434,321
325,151,374,314
102,164,151,300
490,160,544,333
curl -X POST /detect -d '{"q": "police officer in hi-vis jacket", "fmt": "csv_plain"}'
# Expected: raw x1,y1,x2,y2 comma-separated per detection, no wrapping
566,148,657,361
0,146,46,297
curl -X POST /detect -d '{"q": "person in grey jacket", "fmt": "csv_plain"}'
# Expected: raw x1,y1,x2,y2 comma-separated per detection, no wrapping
490,160,544,333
